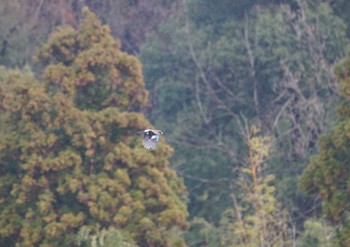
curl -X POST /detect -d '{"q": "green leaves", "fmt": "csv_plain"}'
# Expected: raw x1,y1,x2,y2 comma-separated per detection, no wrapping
300,42,350,244
0,7,188,247
140,2,348,233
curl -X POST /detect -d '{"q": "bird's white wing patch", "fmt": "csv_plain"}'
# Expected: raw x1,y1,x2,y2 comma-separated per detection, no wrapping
151,135,159,140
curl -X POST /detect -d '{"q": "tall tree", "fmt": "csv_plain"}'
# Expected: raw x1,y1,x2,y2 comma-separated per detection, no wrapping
219,126,290,247
0,7,188,247
300,50,350,245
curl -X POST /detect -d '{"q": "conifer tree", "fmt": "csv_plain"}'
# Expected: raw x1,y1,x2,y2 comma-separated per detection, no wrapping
300,51,350,245
0,7,188,247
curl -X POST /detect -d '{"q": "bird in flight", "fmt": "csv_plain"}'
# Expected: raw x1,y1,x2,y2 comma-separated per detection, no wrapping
137,129,164,150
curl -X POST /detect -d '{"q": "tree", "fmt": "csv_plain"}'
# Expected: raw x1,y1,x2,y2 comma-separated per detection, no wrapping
329,0,350,38
219,126,290,247
82,0,175,55
0,0,80,68
297,219,336,247
140,0,347,225
76,226,138,247
300,50,350,245
0,0,176,69
0,7,188,247
183,218,221,247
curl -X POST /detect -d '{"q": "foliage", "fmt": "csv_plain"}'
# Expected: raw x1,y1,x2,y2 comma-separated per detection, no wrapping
300,51,350,245
297,219,337,247
183,218,221,247
0,0,46,67
0,0,175,70
83,0,174,54
0,7,188,247
330,0,350,37
140,0,347,226
1,0,350,246
219,126,291,247
76,226,138,247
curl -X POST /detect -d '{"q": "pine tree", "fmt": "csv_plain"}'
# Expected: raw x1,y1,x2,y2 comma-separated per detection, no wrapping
0,7,188,247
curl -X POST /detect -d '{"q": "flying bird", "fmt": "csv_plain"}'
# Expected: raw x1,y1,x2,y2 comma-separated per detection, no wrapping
137,129,164,150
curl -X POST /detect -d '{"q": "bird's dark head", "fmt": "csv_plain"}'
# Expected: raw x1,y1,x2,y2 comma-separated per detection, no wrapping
158,130,164,135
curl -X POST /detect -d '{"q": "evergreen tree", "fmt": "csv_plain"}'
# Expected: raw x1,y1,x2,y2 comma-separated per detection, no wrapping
300,50,350,245
0,7,188,247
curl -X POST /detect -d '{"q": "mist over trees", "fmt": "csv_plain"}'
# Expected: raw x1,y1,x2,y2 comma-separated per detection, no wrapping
1,0,350,246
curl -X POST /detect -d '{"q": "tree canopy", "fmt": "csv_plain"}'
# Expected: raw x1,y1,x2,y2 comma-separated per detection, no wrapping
0,7,188,247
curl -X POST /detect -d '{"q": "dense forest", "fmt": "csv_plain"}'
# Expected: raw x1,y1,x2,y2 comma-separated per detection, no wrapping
1,0,350,246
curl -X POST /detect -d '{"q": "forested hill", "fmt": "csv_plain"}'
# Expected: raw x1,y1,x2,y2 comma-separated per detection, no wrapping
1,0,350,246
